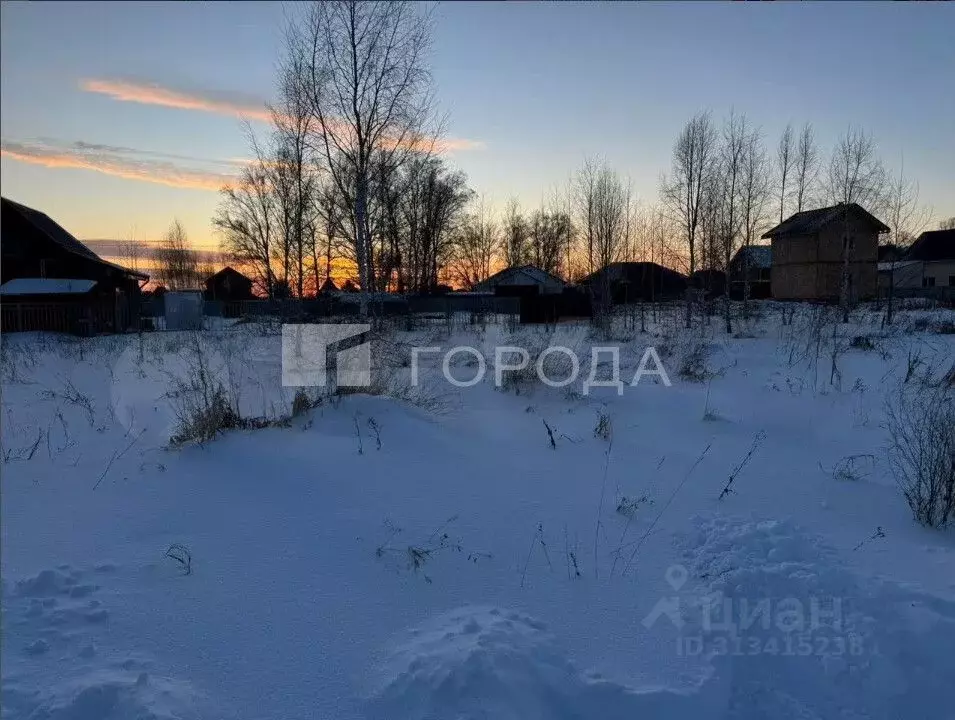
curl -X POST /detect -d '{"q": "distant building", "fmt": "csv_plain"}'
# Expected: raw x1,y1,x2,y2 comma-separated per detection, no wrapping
905,228,955,290
1,197,147,333
204,267,254,301
729,245,772,300
318,277,338,294
472,265,567,296
689,269,727,298
579,262,687,304
763,203,887,301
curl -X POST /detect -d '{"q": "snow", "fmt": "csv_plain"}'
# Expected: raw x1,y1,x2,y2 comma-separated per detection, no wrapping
2,303,955,719
0,278,97,295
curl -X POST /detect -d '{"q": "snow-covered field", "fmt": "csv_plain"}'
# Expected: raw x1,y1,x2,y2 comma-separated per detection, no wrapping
2,303,954,720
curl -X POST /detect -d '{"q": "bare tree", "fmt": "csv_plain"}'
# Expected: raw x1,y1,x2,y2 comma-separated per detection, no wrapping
740,126,771,313
776,123,794,223
314,178,346,292
397,155,471,293
577,159,631,322
939,217,955,231
214,142,277,298
574,158,599,276
714,110,747,334
883,160,933,325
119,229,143,274
449,198,497,289
661,111,718,327
825,126,887,321
793,123,819,213
153,220,199,291
291,0,437,311
529,201,574,278
501,197,531,267
271,50,318,298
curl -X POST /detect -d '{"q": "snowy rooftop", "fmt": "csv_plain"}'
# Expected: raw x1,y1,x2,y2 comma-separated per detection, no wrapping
0,278,97,295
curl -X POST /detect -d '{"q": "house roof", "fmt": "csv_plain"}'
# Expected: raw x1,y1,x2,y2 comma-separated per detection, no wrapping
1,197,148,280
732,245,772,269
904,229,954,262
580,262,687,285
0,278,97,296
208,266,251,282
762,203,889,239
478,265,566,288
878,260,921,272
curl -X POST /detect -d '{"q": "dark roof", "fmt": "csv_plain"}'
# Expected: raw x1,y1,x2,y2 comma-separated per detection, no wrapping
208,266,251,282
732,245,772,269
904,229,954,262
580,262,687,285
479,264,566,287
878,244,904,262
762,203,889,239
1,197,148,279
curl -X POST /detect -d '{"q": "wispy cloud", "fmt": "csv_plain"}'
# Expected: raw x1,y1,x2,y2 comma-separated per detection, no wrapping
80,78,274,124
1,138,237,191
81,77,483,153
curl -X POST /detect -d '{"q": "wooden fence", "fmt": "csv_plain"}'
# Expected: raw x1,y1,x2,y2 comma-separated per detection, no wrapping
1,299,132,335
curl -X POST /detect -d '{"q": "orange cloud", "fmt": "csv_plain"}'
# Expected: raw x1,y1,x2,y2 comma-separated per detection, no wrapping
81,78,274,124
81,77,483,153
1,140,234,191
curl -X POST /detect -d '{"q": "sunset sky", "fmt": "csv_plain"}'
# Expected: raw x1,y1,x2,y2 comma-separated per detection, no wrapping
2,2,953,260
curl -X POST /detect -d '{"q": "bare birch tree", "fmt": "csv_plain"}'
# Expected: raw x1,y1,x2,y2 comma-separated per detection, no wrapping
715,110,747,334
661,111,717,327
776,123,794,223
793,123,819,213
272,47,318,298
740,126,771,313
290,0,437,312
825,126,887,321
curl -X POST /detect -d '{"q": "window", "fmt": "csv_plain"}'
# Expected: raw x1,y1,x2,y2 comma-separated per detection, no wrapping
949,276,955,287
923,277,936,288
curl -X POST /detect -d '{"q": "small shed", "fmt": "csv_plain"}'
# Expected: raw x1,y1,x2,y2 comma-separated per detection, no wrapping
164,291,204,331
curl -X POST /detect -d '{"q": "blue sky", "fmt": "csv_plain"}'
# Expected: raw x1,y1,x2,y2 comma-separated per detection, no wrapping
2,1,952,251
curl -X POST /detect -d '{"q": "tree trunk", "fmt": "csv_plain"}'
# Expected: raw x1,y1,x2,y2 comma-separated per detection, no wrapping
355,171,371,315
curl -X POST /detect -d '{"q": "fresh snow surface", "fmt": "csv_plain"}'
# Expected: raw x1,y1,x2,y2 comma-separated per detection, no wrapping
2,303,955,719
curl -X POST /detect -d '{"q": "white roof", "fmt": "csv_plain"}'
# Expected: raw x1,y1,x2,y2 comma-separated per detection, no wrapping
878,260,922,272
0,278,97,295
